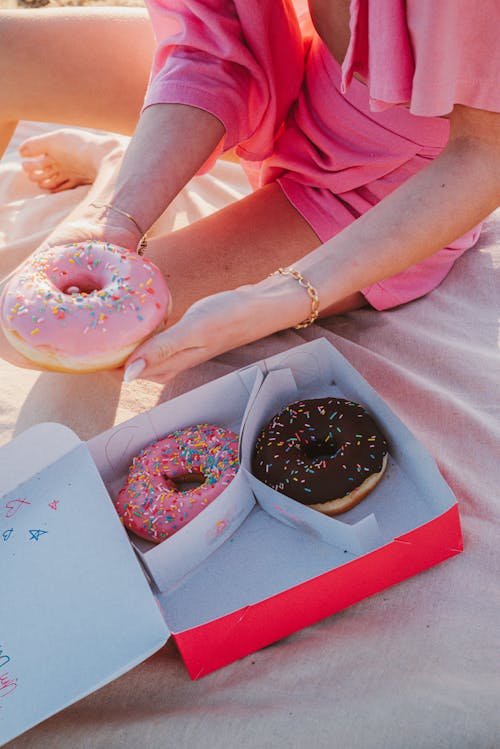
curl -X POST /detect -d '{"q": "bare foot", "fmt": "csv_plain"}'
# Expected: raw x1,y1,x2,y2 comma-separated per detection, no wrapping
19,127,129,193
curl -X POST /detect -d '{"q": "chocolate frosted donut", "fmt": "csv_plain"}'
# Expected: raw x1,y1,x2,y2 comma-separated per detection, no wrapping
252,398,388,515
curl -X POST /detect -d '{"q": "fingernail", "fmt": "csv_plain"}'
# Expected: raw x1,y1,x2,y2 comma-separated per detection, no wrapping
124,358,146,382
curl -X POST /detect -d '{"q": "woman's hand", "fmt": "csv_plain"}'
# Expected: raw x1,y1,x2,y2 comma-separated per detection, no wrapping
123,275,313,383
123,286,263,383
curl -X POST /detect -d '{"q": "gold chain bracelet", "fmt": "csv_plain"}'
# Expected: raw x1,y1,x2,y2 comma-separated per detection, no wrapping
90,201,148,255
270,267,320,329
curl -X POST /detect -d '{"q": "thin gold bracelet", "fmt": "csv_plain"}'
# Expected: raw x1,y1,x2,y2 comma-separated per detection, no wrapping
90,201,148,255
270,267,320,329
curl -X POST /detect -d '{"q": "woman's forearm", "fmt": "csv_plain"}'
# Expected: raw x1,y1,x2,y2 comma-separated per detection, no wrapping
251,107,500,329
294,120,499,314
123,106,499,382
91,102,226,238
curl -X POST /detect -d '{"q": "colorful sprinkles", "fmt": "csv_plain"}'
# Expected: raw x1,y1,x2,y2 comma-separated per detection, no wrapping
115,424,239,543
252,398,388,507
0,241,169,367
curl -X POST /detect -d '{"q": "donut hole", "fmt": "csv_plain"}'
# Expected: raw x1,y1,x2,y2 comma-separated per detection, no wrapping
61,279,102,296
302,438,340,462
52,271,104,296
167,471,206,492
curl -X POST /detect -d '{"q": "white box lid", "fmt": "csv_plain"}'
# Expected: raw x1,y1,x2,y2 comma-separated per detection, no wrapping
0,423,169,746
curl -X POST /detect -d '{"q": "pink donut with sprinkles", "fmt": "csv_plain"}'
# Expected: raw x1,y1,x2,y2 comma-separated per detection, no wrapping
0,241,171,372
115,424,240,543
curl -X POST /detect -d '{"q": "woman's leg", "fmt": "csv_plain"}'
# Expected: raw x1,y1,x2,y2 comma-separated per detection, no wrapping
145,182,366,324
0,7,154,157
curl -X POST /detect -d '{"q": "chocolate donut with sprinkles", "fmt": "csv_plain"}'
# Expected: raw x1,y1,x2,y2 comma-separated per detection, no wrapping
0,241,171,372
252,398,388,515
115,424,239,542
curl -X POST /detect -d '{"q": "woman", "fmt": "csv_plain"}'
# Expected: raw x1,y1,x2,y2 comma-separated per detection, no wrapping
1,0,499,382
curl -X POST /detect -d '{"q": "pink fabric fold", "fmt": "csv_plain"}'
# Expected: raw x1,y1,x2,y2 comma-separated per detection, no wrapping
342,0,500,116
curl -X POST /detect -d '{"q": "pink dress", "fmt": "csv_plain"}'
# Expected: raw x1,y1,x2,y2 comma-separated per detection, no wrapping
143,0,500,309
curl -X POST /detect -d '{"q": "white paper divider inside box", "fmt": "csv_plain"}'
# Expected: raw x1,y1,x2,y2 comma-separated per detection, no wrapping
260,339,336,391
133,471,255,592
87,367,263,592
240,367,383,555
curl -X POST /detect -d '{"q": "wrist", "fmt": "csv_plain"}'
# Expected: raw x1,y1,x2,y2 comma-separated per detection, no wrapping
268,268,320,328
90,201,145,237
88,201,148,253
82,202,144,251
245,270,317,335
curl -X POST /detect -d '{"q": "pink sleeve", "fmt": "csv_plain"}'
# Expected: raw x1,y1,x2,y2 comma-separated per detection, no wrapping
406,0,500,116
343,0,500,118
143,0,304,162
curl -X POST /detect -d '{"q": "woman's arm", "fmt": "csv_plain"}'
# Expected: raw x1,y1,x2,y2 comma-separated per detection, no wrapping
296,104,500,308
88,103,226,244
43,0,305,251
124,104,500,382
77,0,305,247
35,102,225,256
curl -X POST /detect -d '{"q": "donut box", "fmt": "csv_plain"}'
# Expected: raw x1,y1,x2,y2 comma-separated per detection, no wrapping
0,339,463,746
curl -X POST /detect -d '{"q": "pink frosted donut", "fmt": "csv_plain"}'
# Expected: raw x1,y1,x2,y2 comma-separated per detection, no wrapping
0,241,171,372
115,424,239,542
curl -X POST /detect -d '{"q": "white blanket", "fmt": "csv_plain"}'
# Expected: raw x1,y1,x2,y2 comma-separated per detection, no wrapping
2,123,499,749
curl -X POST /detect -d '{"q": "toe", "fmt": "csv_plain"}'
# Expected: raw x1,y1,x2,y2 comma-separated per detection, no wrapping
23,165,59,189
50,180,75,193
19,132,59,158
22,155,56,175
40,173,63,188
23,168,47,185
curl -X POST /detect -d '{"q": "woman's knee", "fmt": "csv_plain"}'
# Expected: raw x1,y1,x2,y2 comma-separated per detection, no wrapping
0,8,154,131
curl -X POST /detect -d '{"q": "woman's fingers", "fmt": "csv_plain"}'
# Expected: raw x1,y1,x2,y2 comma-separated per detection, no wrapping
123,289,253,383
128,347,207,383
42,215,140,254
121,281,293,384
124,329,207,383
123,309,203,382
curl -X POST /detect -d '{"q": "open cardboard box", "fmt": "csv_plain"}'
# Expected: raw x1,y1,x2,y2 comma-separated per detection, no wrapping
0,339,463,746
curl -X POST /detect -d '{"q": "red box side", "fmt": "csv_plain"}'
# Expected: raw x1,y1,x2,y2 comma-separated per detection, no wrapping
172,505,463,679
396,502,463,552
